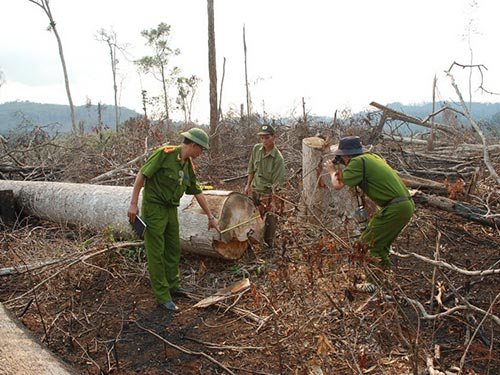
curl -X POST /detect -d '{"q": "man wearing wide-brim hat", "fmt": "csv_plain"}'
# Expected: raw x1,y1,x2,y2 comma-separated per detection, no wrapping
324,136,414,267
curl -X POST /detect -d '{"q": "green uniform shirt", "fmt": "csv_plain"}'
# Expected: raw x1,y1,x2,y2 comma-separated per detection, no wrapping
141,145,202,206
342,153,410,207
247,144,285,193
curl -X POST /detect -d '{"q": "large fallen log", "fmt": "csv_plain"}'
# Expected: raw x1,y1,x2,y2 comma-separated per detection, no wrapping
398,173,449,195
0,180,264,260
412,190,500,228
0,303,77,374
369,101,460,137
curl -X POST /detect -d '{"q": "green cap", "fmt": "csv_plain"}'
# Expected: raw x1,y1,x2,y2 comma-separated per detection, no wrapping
257,124,275,136
181,128,209,150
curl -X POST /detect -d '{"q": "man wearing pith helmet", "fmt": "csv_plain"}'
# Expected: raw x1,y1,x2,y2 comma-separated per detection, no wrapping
128,128,220,312
323,136,414,267
245,123,285,247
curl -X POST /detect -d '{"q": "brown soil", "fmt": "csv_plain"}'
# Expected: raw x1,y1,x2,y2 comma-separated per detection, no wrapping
1,122,499,374
1,196,499,375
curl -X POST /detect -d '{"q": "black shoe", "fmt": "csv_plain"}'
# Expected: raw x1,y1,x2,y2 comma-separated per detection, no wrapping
161,300,180,312
171,287,192,296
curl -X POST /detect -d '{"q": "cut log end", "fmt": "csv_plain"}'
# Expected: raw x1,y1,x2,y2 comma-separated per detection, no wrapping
213,237,249,260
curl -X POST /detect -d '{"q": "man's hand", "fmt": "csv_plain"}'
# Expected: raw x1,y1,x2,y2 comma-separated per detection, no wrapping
128,204,139,222
208,217,221,233
323,159,336,173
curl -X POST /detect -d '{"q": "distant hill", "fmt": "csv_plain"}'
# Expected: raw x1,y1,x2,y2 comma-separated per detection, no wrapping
384,101,500,124
312,102,500,127
0,101,141,134
1,100,499,136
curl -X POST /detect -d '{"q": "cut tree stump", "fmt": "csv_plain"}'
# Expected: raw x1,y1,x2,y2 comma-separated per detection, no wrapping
300,137,357,227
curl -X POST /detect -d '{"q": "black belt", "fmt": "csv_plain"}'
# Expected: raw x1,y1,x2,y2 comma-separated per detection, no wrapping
383,196,411,207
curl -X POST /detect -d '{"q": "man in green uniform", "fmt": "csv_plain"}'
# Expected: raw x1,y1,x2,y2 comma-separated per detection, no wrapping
245,124,285,247
128,128,220,312
324,136,414,266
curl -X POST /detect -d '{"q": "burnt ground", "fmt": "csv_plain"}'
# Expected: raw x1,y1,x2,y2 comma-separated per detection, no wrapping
0,121,499,374
1,190,499,375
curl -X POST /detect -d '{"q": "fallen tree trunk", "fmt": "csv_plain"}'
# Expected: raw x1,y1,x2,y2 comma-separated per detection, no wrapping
412,190,500,228
0,180,264,260
398,173,448,195
0,303,77,374
370,101,459,136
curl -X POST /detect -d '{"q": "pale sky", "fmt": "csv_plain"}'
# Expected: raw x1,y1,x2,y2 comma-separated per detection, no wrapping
1,0,499,123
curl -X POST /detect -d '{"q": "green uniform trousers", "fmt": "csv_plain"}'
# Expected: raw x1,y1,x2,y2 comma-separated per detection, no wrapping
142,201,181,304
360,199,415,266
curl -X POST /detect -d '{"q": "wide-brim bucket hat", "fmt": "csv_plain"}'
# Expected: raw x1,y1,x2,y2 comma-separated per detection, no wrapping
330,136,369,156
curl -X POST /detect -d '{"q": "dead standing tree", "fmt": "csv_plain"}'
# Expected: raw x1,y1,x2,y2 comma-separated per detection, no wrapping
96,28,129,132
207,0,220,154
446,63,500,185
28,0,77,134
243,25,251,121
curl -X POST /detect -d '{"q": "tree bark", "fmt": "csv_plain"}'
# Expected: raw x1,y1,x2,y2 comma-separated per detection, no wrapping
370,101,459,137
412,190,500,228
243,25,251,119
300,137,357,228
398,173,449,195
207,0,219,153
29,0,77,133
0,303,77,374
0,181,264,260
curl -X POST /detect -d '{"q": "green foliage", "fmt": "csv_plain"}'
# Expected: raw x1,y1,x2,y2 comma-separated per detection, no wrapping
176,75,200,123
120,245,146,263
135,22,180,78
135,23,181,123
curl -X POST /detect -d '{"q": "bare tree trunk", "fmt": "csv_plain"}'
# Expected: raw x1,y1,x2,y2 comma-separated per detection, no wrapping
160,64,171,132
0,181,264,259
29,0,77,134
428,75,437,151
141,89,148,121
445,68,500,184
218,56,226,121
97,102,103,133
96,29,125,132
302,97,307,123
207,0,219,153
243,25,251,119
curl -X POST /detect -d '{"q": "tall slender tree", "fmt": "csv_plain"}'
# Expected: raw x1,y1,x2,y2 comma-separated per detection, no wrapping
176,75,200,125
96,28,124,132
243,25,251,119
28,0,77,134
207,0,219,153
135,23,179,132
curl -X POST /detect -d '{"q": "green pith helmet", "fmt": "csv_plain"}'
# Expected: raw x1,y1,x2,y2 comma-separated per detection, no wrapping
181,128,210,150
